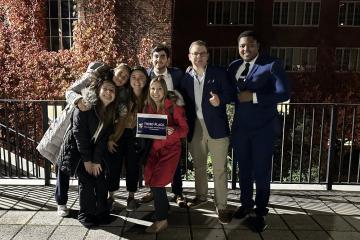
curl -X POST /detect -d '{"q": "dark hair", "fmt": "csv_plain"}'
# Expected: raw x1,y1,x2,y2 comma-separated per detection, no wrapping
189,40,208,52
129,66,149,113
237,30,260,44
152,44,170,58
89,79,118,128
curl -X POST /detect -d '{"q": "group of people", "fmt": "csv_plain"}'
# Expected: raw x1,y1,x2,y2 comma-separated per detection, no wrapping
37,30,290,233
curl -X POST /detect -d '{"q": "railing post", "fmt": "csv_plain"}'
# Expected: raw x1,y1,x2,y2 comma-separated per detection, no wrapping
326,105,337,190
41,102,51,186
231,148,237,189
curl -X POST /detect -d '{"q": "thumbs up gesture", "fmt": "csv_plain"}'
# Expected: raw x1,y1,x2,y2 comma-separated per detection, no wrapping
209,91,220,107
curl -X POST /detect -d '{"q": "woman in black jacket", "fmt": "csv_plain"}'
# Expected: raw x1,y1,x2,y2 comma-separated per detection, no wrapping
72,78,118,227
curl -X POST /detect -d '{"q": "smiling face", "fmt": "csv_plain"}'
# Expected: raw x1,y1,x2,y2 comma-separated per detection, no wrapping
238,36,259,62
188,44,209,69
112,67,130,87
149,80,165,103
99,81,116,106
130,70,147,93
152,50,168,72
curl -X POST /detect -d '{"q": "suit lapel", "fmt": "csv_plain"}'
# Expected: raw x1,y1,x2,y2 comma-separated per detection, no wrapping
246,63,258,80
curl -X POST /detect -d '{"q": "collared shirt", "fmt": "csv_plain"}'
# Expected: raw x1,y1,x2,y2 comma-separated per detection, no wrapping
235,55,259,104
235,55,259,81
189,67,206,119
153,68,174,91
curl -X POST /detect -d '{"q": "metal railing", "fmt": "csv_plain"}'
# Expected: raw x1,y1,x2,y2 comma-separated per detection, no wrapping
1,99,360,189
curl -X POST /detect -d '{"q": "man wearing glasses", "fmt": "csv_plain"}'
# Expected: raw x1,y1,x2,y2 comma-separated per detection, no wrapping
180,40,233,224
228,30,290,232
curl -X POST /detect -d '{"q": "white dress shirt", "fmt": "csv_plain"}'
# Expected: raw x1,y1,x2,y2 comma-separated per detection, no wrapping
235,55,259,104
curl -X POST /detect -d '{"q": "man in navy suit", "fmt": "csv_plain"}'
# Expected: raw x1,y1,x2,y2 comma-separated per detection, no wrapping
228,31,290,232
180,40,233,224
144,44,186,207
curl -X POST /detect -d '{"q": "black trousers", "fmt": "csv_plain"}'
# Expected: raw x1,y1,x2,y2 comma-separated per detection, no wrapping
171,162,182,195
55,167,70,205
122,128,142,193
77,163,109,218
106,136,126,192
151,187,169,221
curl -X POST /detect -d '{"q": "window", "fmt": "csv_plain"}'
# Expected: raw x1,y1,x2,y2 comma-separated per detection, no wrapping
208,47,238,66
335,48,360,72
273,1,320,26
46,0,77,51
207,0,255,25
270,47,317,72
338,1,360,26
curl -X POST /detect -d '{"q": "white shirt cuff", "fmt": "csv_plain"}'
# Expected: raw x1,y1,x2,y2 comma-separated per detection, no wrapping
253,93,258,104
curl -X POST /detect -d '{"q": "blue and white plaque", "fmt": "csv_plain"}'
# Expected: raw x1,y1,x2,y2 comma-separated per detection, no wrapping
136,113,168,139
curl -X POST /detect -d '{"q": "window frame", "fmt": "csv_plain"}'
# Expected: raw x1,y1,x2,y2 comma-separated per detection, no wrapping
338,1,360,27
335,48,360,72
208,46,238,66
272,0,321,27
270,46,318,72
207,0,255,26
46,0,78,51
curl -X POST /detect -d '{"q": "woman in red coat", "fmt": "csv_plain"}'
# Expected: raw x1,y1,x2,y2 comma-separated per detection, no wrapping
144,76,188,233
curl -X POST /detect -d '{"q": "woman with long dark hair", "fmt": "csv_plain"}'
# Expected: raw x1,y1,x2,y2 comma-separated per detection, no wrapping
107,66,149,211
68,78,118,227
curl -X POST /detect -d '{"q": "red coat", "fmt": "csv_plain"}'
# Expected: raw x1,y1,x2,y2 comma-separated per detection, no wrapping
144,99,189,187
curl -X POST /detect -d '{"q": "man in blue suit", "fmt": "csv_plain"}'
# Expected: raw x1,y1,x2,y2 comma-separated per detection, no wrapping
180,40,233,224
228,31,290,232
143,44,186,207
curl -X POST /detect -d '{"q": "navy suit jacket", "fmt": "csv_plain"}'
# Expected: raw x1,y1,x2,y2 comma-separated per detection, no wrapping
147,67,183,90
228,55,290,134
180,65,233,142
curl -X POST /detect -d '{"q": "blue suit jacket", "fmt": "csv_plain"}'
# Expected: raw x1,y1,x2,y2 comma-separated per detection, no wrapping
180,65,233,142
147,67,183,90
228,55,290,134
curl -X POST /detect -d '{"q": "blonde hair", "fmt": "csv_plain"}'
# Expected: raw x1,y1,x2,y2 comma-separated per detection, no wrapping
146,76,168,113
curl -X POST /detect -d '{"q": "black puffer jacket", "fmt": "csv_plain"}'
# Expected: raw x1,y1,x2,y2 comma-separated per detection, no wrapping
57,105,113,176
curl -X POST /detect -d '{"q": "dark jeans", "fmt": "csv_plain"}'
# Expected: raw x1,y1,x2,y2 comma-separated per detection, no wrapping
123,128,142,193
151,187,169,221
171,139,186,195
106,136,126,192
55,167,70,205
77,162,109,217
171,162,182,195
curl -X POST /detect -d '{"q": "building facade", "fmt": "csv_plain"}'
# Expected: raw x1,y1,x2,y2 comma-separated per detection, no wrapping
172,0,360,100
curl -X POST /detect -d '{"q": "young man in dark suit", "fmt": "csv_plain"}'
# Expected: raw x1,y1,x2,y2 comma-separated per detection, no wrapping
228,30,290,232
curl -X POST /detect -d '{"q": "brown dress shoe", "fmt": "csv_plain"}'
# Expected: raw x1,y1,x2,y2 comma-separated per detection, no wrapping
217,209,232,224
145,219,168,233
186,197,207,208
140,191,154,203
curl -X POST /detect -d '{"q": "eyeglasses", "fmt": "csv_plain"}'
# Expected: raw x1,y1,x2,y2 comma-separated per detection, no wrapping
190,52,208,57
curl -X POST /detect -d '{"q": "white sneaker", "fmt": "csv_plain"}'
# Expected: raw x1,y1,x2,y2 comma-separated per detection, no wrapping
57,205,69,217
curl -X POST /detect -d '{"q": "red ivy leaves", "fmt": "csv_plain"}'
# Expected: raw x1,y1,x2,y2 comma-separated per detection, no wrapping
0,0,172,100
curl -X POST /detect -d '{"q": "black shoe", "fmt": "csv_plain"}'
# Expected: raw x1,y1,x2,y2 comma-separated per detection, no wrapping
248,215,267,232
173,194,187,208
97,214,117,225
233,206,252,219
78,214,98,228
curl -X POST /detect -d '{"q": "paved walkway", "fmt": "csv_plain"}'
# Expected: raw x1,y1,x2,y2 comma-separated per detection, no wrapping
0,185,360,240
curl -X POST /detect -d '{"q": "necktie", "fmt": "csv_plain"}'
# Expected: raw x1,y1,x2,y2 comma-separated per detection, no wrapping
241,62,250,77
237,62,250,91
